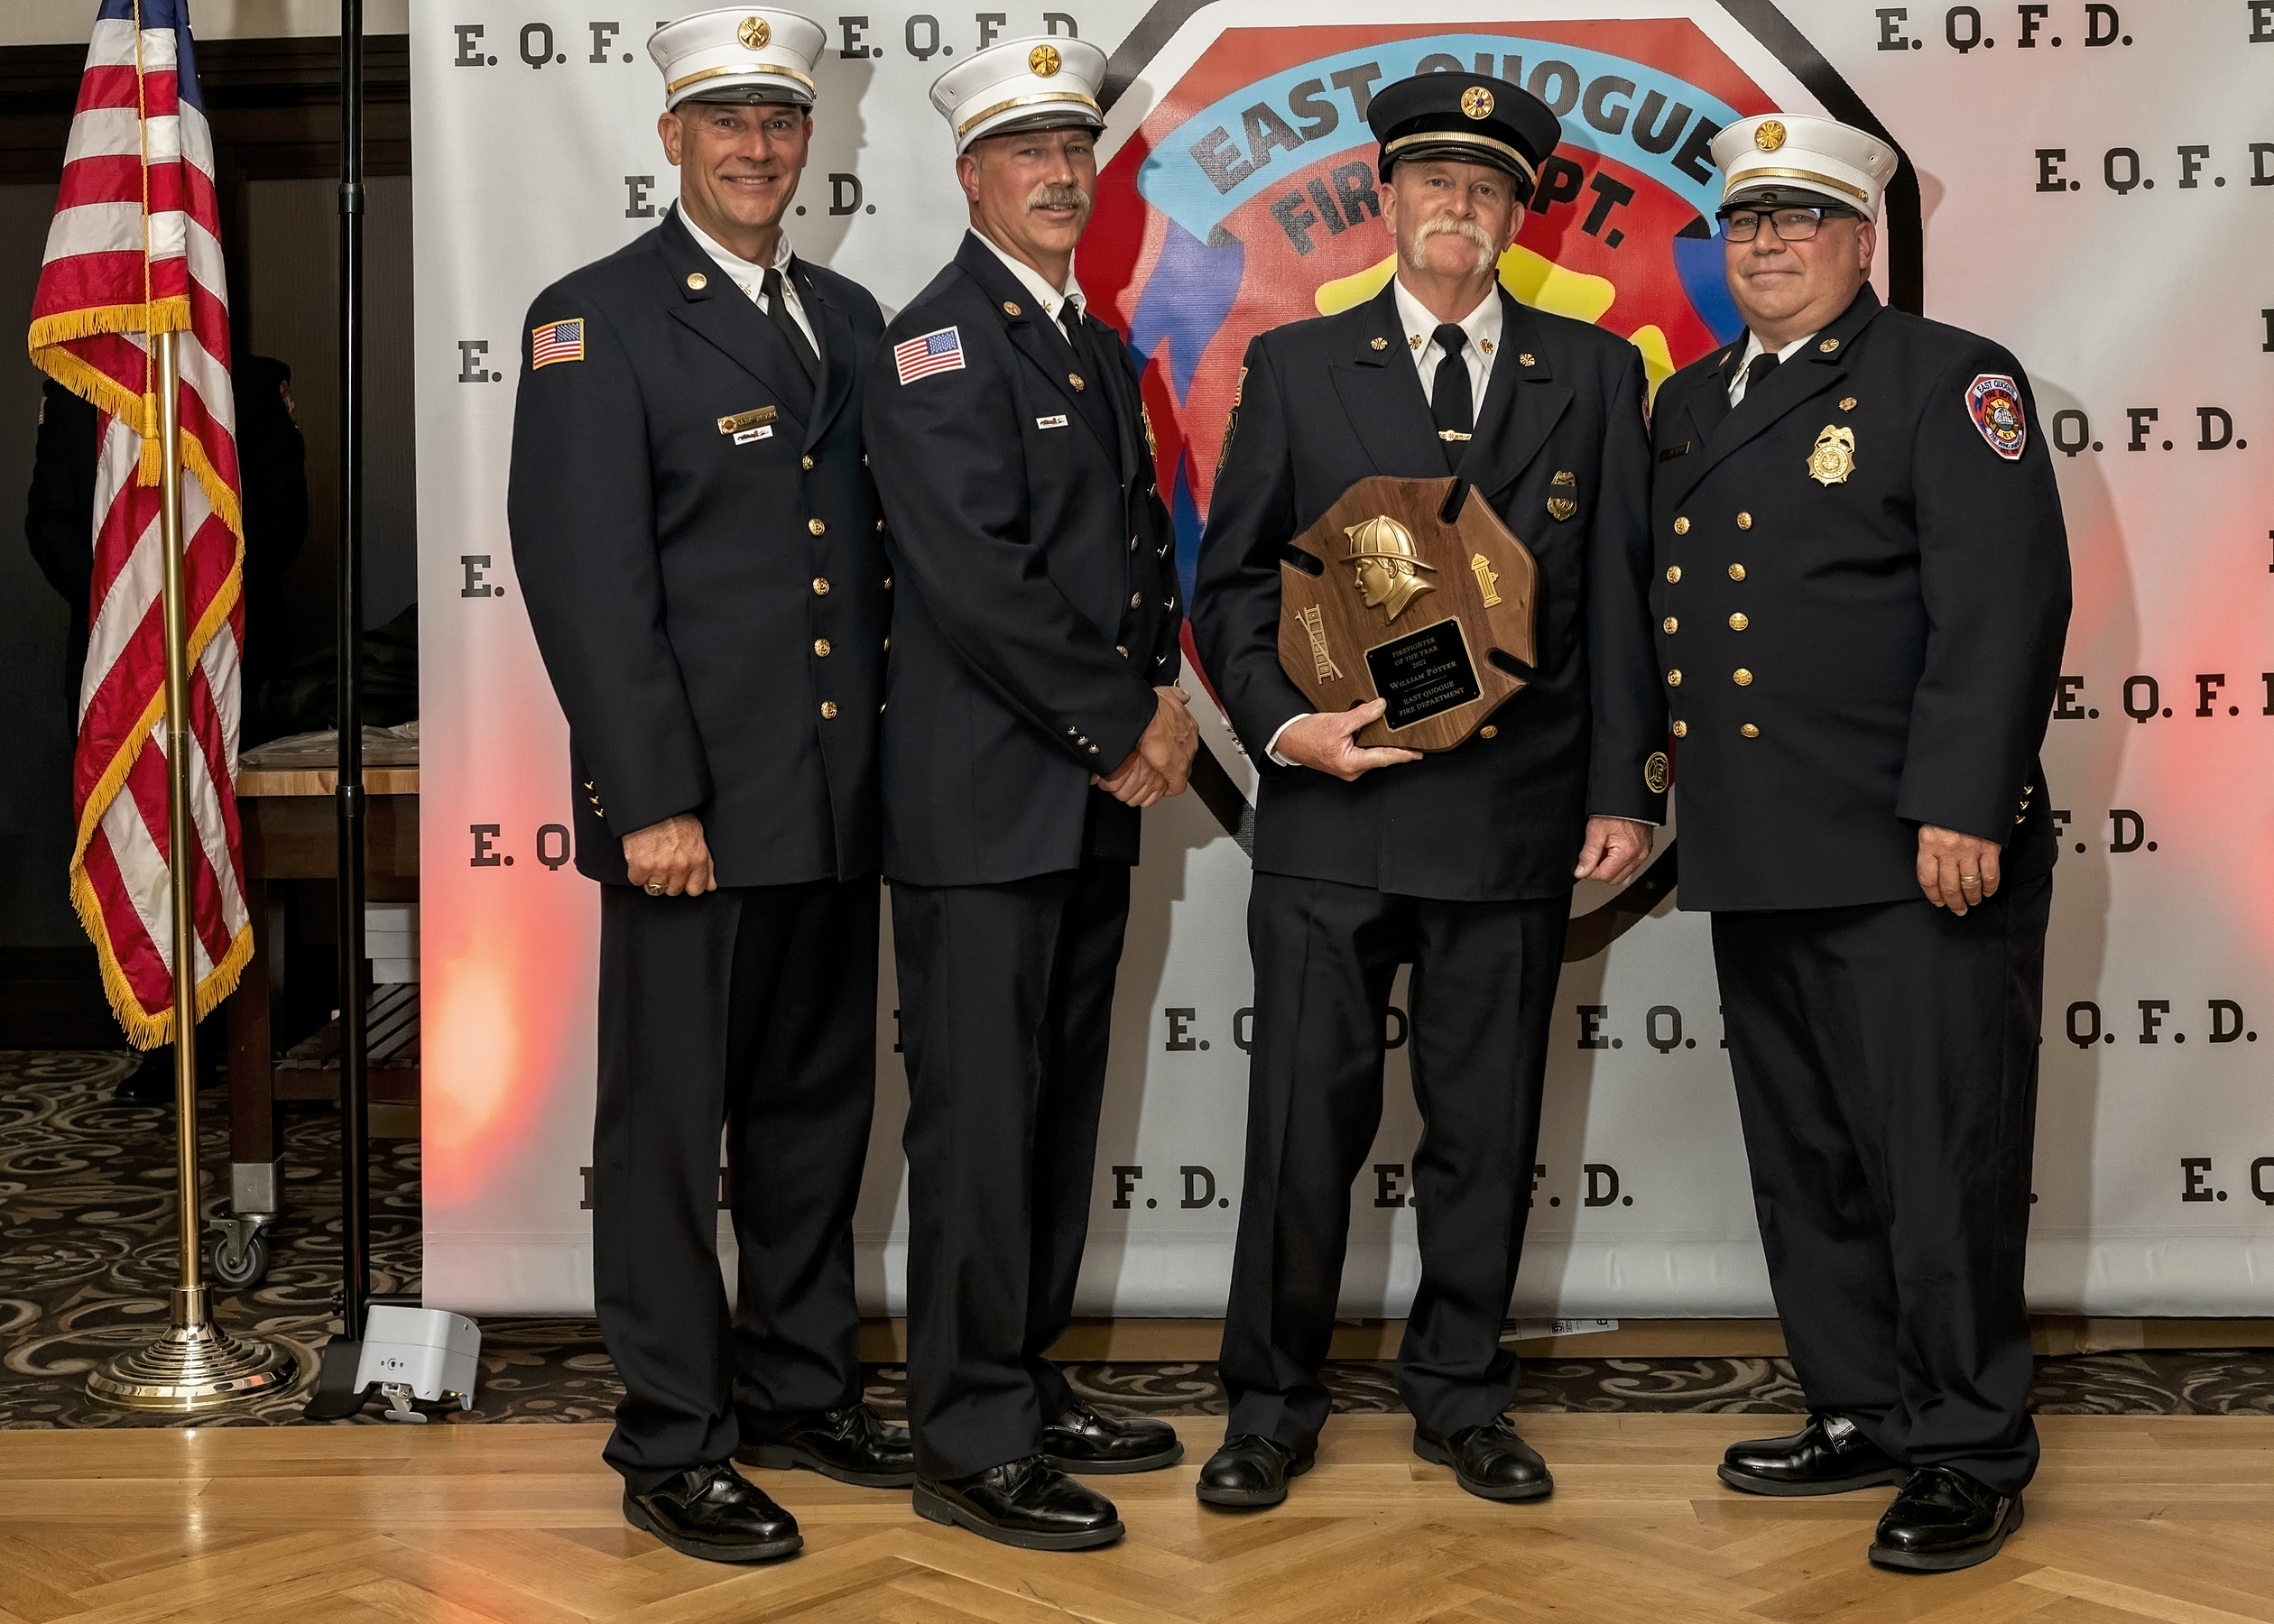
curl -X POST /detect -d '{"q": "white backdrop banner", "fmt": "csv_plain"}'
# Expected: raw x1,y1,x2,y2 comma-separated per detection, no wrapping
414,0,2274,1318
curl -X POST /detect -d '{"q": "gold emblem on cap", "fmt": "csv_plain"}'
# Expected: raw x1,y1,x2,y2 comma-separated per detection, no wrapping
686,272,708,291
1461,86,1493,120
1755,119,1786,152
1807,422,1857,486
737,15,771,48
1029,42,1062,77
1644,752,1671,794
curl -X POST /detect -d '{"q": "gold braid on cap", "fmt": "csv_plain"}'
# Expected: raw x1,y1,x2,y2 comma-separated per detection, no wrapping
1382,129,1537,189
668,60,818,95
1723,165,1869,204
957,88,1102,138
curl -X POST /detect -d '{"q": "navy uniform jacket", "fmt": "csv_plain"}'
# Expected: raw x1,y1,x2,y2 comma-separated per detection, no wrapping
508,207,888,887
1650,286,2072,913
863,232,1182,887
1190,281,1664,902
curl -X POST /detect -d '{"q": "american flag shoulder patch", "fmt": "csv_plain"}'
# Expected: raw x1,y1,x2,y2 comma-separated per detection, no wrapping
531,318,586,369
894,325,965,384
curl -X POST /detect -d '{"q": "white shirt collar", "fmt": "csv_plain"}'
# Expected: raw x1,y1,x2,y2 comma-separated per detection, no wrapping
970,228,1085,323
1737,328,1816,369
680,210,794,290
1391,276,1502,356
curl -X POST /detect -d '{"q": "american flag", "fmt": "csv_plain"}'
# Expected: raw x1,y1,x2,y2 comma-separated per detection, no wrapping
27,0,251,1047
893,325,966,384
530,318,584,369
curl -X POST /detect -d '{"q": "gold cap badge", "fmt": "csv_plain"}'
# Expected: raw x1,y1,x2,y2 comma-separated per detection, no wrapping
1755,118,1786,152
737,15,771,48
1029,42,1061,76
1644,752,1670,795
1461,86,1493,120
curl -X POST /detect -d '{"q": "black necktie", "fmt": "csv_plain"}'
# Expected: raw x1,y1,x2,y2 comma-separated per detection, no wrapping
1742,348,1780,399
1430,322,1473,469
760,265,820,385
1061,300,1120,436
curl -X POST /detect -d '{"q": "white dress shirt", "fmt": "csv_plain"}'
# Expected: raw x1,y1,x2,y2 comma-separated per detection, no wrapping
679,214,818,355
1262,277,1502,765
1726,328,1817,406
971,228,1088,326
1393,275,1502,407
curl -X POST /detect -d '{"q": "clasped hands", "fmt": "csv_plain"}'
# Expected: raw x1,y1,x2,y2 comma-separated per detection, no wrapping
1091,687,1200,808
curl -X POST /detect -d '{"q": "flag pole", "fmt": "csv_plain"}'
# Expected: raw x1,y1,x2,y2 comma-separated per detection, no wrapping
87,329,295,1411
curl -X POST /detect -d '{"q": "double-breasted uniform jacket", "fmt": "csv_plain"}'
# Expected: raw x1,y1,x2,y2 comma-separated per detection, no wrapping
508,206,889,887
862,232,1182,887
1649,286,2073,912
1191,281,1664,901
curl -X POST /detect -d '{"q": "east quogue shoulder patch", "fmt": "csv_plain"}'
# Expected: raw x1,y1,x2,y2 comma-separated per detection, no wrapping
1966,374,2027,459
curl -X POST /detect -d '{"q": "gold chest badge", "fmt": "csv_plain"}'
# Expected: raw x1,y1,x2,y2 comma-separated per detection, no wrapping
1807,423,1856,486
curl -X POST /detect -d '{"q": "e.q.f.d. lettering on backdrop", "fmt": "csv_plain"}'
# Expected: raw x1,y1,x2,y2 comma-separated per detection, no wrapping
412,0,2274,1317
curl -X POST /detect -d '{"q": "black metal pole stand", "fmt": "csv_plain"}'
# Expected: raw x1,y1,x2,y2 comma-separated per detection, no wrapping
303,0,375,1418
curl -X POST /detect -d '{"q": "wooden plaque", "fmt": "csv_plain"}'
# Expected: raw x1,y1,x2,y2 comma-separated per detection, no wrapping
1277,475,1539,752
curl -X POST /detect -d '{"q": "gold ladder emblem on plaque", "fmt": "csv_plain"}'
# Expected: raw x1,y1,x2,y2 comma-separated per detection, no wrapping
1469,553,1502,606
1300,604,1344,680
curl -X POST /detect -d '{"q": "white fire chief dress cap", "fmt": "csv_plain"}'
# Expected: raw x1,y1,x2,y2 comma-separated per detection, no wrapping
648,7,827,110
1710,113,1898,217
929,35,1108,153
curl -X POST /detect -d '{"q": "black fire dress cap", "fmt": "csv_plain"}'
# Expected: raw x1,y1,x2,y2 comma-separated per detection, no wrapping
1366,72,1560,203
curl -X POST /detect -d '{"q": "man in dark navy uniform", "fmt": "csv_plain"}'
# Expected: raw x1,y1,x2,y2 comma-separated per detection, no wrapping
507,6,907,1564
1188,72,1662,1510
1650,114,2070,1573
861,35,1195,1553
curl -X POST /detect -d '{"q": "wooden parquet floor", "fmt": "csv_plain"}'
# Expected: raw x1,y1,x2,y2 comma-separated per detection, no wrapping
1,1415,2269,1624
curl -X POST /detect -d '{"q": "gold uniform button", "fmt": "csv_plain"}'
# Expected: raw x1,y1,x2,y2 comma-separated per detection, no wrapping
813,639,831,657
1131,592,1142,607
811,577,830,595
1673,516,1690,535
820,701,839,719
801,455,815,471
1736,512,1752,530
883,636,891,651
1480,724,1499,740
1733,668,1753,686
1665,566,1681,584
1728,563,1747,582
1741,723,1760,738
875,519,885,531
1729,613,1750,631
1667,669,1683,687
1662,616,1678,634
808,518,827,535
883,576,893,589
1671,720,1688,738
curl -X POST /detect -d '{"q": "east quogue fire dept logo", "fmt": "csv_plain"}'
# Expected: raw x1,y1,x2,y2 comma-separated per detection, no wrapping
1080,19,1789,625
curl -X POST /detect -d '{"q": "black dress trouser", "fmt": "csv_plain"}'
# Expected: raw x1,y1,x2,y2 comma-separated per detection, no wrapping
1220,872,1568,1453
1711,873,2052,1496
594,877,880,1492
892,858,1132,1481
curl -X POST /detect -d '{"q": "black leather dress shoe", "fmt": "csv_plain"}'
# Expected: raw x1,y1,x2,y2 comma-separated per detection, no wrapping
1413,1416,1553,1501
913,1455,1124,1550
1869,1465,2023,1572
736,1402,916,1487
623,1463,802,1563
1040,1400,1184,1474
1719,1414,1905,1497
1195,1434,1312,1509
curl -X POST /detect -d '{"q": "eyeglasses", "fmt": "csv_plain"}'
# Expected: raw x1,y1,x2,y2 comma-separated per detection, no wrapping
1719,206,1854,243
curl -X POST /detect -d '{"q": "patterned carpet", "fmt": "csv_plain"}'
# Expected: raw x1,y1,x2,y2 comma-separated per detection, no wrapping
4,1050,2270,1428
